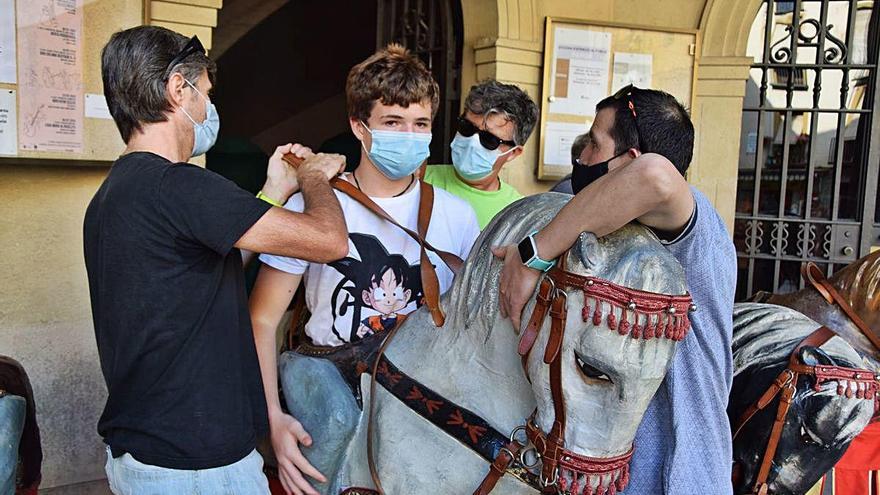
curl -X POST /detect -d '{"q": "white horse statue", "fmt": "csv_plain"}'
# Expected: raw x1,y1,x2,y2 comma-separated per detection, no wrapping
280,193,695,494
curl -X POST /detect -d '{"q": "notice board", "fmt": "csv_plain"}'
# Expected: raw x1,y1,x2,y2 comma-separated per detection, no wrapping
538,18,698,180
0,0,142,164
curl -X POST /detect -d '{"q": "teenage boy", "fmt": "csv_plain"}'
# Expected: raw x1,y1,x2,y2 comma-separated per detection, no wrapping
249,45,480,495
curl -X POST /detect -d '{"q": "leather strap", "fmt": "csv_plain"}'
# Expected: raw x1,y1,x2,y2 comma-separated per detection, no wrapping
415,180,445,326
366,318,403,494
734,326,837,494
281,153,463,328
331,178,464,274
518,278,553,358
473,442,520,495
802,262,880,352
732,369,792,440
752,376,795,495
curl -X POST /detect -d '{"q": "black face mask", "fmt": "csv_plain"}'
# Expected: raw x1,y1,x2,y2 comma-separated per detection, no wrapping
571,150,627,194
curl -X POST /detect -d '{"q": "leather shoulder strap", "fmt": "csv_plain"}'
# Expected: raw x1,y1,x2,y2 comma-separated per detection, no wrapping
802,262,880,352
331,178,451,327
281,153,464,327
331,178,464,273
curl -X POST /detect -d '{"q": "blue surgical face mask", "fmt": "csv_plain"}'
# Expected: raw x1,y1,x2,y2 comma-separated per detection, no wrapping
180,79,219,157
450,132,516,181
360,121,432,180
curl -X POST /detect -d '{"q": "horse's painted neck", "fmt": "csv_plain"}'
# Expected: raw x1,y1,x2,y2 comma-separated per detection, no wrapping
383,302,536,438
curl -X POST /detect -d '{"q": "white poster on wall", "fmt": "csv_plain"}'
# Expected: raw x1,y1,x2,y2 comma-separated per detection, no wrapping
611,52,652,90
0,0,15,83
543,121,588,176
85,93,113,119
16,0,84,152
548,28,611,117
0,89,18,155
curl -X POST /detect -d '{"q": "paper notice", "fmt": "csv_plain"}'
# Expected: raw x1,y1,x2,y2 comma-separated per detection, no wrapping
0,89,16,155
543,121,588,168
16,0,84,153
85,93,113,119
0,0,15,83
549,28,611,117
611,52,652,90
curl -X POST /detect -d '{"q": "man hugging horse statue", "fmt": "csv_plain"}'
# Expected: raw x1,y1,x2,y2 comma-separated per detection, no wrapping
281,194,696,494
271,85,739,495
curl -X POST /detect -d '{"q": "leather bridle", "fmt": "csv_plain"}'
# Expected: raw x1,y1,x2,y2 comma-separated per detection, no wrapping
732,263,880,495
477,252,695,495
277,158,697,494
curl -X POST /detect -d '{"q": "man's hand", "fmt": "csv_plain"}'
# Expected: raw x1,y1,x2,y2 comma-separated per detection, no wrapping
298,152,346,183
262,143,316,205
270,412,326,495
492,245,541,330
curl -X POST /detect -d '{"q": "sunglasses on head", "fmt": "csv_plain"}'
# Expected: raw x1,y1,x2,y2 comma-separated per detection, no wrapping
457,116,517,151
164,36,206,81
612,84,642,149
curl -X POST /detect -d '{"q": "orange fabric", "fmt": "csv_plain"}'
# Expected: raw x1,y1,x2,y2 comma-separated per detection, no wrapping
838,423,880,471
825,423,880,495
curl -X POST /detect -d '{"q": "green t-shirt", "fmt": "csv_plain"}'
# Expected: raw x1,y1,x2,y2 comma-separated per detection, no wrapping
423,165,523,229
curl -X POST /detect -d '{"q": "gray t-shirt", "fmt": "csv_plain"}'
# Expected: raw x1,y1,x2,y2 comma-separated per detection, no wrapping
624,187,737,494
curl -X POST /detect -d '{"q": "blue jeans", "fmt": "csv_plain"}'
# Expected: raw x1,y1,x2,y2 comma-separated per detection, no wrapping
104,447,270,495
0,395,26,495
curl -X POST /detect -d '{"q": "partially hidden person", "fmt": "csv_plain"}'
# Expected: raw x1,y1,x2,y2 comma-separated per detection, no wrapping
423,79,538,229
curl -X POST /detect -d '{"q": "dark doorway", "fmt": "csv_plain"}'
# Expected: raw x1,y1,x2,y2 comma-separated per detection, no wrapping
207,0,464,189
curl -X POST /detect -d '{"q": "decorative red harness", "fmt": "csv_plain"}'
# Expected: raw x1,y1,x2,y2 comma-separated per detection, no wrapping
732,326,880,495
732,262,880,495
476,254,694,495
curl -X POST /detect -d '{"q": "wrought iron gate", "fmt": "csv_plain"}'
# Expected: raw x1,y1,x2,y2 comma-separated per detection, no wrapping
376,0,463,164
734,0,880,300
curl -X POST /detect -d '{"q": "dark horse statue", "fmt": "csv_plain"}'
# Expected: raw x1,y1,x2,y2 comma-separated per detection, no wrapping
731,252,880,495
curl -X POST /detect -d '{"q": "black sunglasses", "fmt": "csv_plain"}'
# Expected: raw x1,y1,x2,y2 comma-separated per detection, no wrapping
164,36,206,81
457,116,517,151
612,84,641,149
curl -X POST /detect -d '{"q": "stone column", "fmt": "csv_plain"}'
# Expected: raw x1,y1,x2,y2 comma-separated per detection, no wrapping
689,56,753,233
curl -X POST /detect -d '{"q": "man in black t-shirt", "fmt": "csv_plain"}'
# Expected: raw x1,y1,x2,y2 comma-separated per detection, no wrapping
84,26,349,494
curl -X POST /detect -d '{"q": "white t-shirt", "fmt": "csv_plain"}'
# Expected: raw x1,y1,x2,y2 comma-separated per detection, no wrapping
260,175,480,346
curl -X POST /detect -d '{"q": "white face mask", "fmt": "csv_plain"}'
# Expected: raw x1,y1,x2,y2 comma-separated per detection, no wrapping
450,132,516,181
179,79,220,157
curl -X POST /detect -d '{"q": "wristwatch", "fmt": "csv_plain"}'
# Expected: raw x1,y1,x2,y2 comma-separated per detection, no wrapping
517,232,556,272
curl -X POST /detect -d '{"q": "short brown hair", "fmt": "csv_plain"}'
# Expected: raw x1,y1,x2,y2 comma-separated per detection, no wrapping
346,44,439,122
102,26,216,143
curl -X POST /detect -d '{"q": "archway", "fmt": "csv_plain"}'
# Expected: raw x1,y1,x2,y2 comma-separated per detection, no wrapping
206,0,464,189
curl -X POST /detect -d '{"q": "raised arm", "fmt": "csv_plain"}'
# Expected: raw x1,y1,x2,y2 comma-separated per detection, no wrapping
236,144,349,262
536,153,693,259
494,153,694,328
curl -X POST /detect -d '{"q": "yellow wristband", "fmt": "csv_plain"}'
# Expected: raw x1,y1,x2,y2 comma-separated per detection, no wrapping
256,191,283,208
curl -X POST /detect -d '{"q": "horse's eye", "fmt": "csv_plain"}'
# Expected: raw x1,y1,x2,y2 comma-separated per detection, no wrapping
575,353,612,383
800,425,822,448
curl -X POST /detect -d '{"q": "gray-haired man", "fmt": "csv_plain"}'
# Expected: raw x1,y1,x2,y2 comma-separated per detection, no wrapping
423,79,538,229
84,26,348,493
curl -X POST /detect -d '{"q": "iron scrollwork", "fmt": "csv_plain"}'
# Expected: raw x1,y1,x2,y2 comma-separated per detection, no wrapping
770,18,848,65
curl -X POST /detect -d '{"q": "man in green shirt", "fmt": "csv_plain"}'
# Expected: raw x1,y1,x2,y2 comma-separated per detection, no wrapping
423,79,538,229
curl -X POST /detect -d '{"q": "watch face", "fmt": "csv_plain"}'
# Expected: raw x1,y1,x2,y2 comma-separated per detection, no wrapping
518,236,535,263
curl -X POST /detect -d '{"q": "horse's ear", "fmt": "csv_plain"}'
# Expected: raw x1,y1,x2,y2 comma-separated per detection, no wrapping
573,232,600,270
798,346,836,367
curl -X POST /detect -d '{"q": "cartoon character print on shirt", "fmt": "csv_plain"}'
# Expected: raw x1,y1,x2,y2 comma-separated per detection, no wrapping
328,233,423,343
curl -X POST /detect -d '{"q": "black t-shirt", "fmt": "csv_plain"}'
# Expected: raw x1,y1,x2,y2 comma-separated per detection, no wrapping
83,152,272,469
